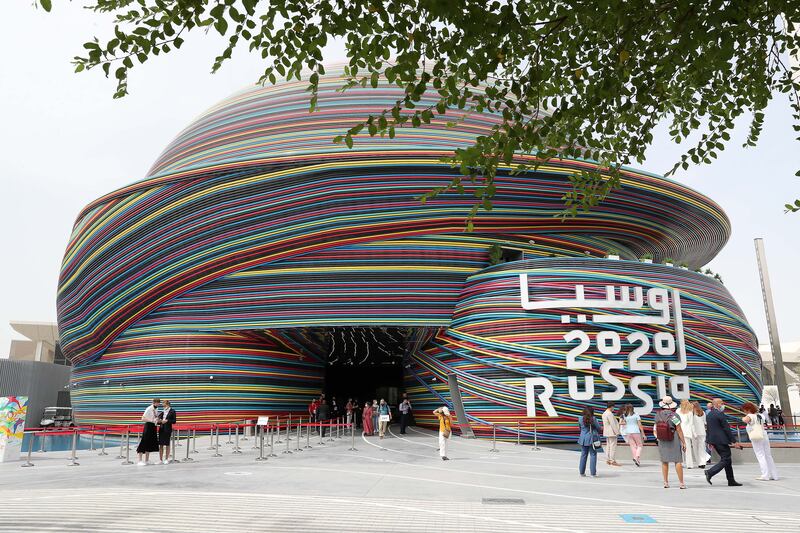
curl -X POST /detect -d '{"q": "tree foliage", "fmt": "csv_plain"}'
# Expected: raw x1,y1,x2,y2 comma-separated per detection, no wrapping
47,0,800,218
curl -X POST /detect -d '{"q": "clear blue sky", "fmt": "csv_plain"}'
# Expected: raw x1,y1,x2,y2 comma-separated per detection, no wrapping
1,4,798,356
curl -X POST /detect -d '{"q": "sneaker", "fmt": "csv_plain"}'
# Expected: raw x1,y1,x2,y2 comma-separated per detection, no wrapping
728,481,743,487
163,460,170,465
704,471,712,485
441,456,449,461
633,458,640,467
137,461,146,466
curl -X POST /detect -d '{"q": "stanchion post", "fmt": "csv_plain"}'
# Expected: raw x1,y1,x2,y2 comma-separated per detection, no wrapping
232,424,242,455
68,429,80,466
241,419,249,441
784,424,789,443
192,428,198,454
318,421,325,445
213,425,222,457
183,428,194,462
99,429,108,456
348,423,357,452
256,424,267,461
532,421,540,451
169,429,180,463
489,424,499,452
90,425,95,451
327,419,335,442
268,423,277,457
38,431,46,453
304,419,312,449
208,424,216,450
226,424,233,445
282,421,293,454
287,414,292,441
21,432,35,467
122,428,134,465
295,418,302,452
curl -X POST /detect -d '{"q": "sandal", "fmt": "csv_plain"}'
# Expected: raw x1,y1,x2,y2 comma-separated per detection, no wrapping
679,484,686,489
663,483,669,488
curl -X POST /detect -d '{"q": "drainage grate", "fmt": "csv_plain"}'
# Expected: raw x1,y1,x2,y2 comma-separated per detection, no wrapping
482,498,525,505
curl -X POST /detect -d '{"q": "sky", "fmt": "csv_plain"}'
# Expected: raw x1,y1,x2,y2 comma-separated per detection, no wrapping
1,4,798,357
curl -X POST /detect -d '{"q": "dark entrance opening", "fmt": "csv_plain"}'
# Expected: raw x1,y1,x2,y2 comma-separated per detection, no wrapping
322,327,408,408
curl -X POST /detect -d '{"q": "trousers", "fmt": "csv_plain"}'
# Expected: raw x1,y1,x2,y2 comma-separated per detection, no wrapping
400,412,411,434
627,433,643,461
605,436,617,462
752,438,779,479
439,432,450,457
579,445,597,475
684,435,710,467
707,443,735,483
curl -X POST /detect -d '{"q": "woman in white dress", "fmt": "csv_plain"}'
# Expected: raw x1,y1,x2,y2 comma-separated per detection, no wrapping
742,401,779,480
677,400,698,468
690,401,710,468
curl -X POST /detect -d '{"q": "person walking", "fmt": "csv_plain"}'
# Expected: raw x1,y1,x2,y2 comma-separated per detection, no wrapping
768,404,777,426
377,399,391,438
136,398,161,465
433,406,453,461
308,397,319,424
157,399,177,465
371,399,379,434
601,402,621,467
653,396,686,489
620,404,645,466
676,400,698,468
776,405,785,427
690,401,710,468
362,401,374,436
399,397,412,435
704,398,743,486
577,406,602,477
741,402,779,481
345,398,354,425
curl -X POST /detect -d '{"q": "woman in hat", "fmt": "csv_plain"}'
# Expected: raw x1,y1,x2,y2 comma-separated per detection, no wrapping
433,406,453,461
653,396,687,488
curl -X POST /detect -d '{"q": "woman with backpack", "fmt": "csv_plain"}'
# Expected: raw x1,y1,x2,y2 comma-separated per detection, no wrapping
577,406,602,477
741,401,778,481
653,396,687,489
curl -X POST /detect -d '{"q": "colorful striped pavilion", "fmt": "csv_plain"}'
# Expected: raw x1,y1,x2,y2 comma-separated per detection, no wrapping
57,73,761,441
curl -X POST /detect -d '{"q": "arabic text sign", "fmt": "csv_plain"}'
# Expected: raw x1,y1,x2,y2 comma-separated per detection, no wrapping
521,276,689,416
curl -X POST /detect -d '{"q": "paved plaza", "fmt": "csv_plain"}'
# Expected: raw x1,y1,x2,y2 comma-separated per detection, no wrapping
1,426,799,532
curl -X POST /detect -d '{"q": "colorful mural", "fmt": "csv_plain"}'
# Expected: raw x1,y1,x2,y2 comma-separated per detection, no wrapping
0,396,29,462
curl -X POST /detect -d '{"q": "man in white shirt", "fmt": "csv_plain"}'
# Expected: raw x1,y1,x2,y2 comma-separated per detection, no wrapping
602,402,621,467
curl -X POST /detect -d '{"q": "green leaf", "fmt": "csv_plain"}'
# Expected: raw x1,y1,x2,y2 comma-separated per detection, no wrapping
40,0,52,12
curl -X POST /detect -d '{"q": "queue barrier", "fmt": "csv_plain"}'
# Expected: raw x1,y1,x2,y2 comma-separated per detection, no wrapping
20,417,359,468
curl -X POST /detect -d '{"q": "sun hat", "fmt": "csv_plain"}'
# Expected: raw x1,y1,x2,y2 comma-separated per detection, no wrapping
658,396,677,409
442,407,450,416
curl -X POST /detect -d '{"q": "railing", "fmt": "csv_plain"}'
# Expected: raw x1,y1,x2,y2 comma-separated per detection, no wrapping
19,416,359,468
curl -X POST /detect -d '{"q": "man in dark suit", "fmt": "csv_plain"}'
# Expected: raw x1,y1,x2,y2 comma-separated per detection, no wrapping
705,398,743,486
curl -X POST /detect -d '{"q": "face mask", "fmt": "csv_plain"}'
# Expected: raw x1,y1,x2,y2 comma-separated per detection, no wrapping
718,405,725,412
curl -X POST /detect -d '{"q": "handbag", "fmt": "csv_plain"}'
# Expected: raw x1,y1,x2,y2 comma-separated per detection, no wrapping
749,414,766,442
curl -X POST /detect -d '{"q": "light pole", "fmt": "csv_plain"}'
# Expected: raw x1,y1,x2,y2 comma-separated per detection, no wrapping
754,238,792,415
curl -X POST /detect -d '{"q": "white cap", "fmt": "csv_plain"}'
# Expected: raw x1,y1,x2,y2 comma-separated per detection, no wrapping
442,407,450,416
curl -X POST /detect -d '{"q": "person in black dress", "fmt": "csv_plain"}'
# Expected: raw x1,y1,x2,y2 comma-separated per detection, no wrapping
137,398,161,465
158,400,177,465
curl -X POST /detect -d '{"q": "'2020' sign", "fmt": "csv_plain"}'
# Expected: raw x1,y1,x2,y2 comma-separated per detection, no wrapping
519,275,690,416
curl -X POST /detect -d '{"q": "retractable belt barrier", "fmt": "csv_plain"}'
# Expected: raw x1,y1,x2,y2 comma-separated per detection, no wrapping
20,418,360,468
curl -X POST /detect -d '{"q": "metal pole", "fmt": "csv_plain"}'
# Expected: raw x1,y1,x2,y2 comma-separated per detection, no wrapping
784,424,789,443
287,414,292,441
183,428,194,462
295,419,302,452
516,421,520,446
116,428,125,459
268,423,277,457
327,418,335,442
241,420,249,441
256,425,267,461
21,432,35,467
275,416,283,443
213,425,222,457
226,424,233,444
253,422,260,449
319,421,325,445
755,238,792,413
192,429,198,454
283,422,293,454
348,423,357,452
170,429,180,463
38,431,46,453
232,425,242,455
122,429,133,465
533,422,540,451
90,425,95,451
489,424,499,452
304,419,312,449
99,429,108,456
68,429,80,466
208,425,216,450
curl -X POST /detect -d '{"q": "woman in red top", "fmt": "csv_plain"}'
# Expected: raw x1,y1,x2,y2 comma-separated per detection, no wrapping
362,401,374,436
